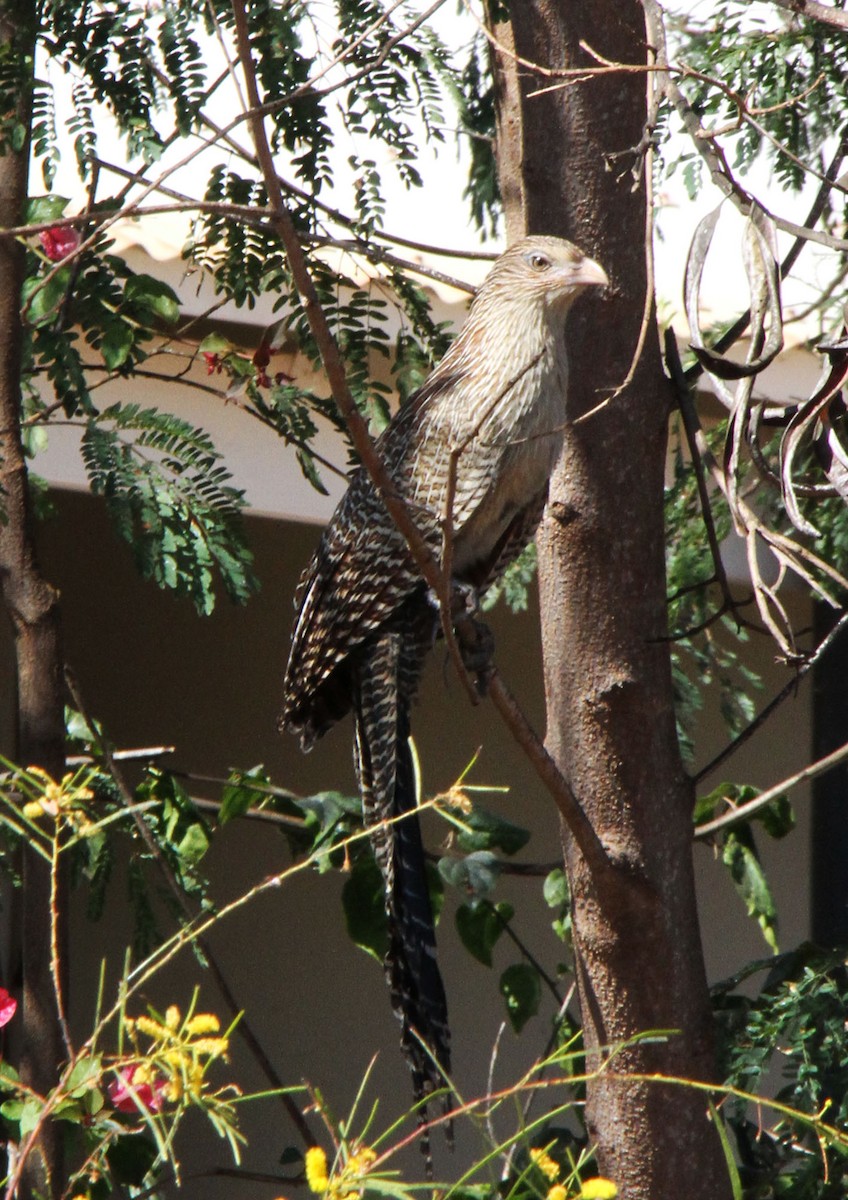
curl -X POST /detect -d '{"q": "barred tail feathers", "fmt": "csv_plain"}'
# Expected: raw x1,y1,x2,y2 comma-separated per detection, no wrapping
352,629,452,1139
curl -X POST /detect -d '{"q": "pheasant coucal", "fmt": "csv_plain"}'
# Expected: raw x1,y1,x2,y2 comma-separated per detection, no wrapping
281,235,607,1132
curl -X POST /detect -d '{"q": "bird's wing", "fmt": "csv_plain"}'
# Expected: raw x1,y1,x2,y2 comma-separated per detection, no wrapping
281,370,472,740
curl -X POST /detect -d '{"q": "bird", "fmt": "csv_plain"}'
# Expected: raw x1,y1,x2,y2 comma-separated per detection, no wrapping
280,235,607,1143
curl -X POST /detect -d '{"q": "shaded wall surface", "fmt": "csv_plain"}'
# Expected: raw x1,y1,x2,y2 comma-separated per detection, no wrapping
0,487,813,1198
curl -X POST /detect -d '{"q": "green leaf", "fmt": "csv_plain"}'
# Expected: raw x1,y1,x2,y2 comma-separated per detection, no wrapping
22,267,72,325
499,962,542,1033
176,820,209,867
455,901,513,967
219,766,274,824
0,1062,19,1091
342,855,387,961
453,805,530,856
100,320,135,370
296,447,329,496
543,868,569,908
27,194,70,223
722,828,779,953
694,782,759,827
438,850,502,900
198,332,231,355
758,793,795,839
19,1097,43,1138
66,1054,102,1097
124,274,180,324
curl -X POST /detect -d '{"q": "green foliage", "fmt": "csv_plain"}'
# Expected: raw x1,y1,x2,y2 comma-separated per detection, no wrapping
667,3,848,193
81,403,257,613
715,947,848,1197
500,963,543,1034
456,900,515,967
695,784,795,954
483,542,538,614
441,29,501,237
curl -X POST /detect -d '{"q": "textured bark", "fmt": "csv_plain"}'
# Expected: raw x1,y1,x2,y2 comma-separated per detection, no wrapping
0,4,66,1196
489,3,730,1197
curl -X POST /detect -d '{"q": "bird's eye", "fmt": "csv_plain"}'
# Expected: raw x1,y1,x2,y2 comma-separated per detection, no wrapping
527,252,551,272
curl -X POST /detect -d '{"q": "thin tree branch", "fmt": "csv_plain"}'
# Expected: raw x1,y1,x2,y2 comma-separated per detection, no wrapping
694,608,848,783
663,330,739,622
768,0,848,31
695,733,848,838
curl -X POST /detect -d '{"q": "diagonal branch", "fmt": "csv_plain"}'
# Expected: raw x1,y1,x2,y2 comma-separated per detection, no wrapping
695,733,848,838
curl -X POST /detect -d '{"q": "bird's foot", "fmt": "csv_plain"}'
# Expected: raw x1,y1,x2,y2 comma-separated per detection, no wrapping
449,579,480,620
425,579,481,620
454,614,495,697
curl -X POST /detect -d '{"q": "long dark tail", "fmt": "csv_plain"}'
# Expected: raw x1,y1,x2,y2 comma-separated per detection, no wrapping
353,626,451,1152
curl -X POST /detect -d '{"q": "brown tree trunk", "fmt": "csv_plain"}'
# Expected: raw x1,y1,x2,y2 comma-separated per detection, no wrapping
0,4,66,1196
489,4,730,1197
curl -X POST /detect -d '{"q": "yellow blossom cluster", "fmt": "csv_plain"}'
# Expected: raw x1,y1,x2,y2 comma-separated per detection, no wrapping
528,1145,617,1200
579,1181,618,1200
123,1004,229,1104
304,1144,377,1200
21,767,95,834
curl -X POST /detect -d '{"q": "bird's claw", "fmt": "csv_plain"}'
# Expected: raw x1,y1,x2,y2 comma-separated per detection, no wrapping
455,615,495,698
426,579,480,619
450,579,480,620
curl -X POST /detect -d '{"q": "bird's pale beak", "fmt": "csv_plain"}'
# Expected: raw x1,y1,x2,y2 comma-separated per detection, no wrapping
574,256,608,289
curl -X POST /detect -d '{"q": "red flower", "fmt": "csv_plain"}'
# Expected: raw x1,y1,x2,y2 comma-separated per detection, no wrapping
202,351,222,375
39,225,81,263
108,1065,166,1114
0,989,16,1028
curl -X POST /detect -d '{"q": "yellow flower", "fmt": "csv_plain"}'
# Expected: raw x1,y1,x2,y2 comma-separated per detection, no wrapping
191,1036,229,1058
23,800,47,821
580,1179,617,1200
163,1048,191,1070
186,1013,221,1036
347,1145,377,1176
305,1147,329,1194
187,1062,205,1097
530,1148,560,1182
135,1015,169,1041
547,1186,568,1200
165,1005,181,1031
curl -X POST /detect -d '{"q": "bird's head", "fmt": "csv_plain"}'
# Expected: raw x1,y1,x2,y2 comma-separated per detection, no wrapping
481,235,608,319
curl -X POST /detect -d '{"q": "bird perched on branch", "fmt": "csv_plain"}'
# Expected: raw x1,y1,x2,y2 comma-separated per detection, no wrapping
280,236,607,1139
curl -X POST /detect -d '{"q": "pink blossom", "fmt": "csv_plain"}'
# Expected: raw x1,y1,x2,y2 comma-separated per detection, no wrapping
108,1065,165,1114
0,989,17,1028
39,225,80,263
